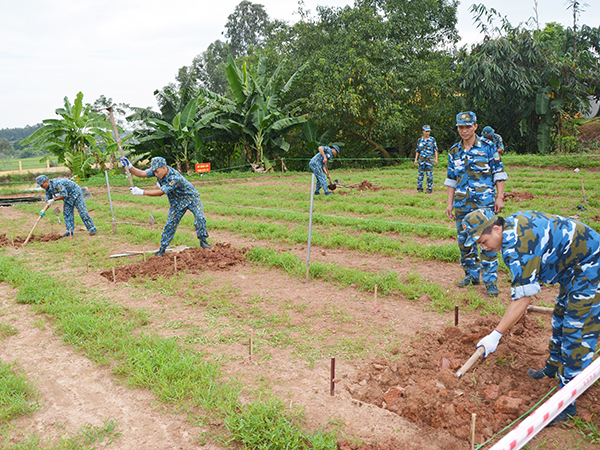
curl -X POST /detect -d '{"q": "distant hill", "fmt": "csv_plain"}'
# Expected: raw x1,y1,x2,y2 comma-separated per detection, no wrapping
0,124,43,146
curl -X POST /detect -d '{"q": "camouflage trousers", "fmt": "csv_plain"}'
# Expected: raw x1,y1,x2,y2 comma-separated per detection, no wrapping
549,275,600,387
455,207,497,284
64,196,96,234
417,167,433,191
309,161,330,194
160,198,208,250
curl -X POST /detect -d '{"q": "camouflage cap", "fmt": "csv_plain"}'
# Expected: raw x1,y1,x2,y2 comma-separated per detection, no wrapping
151,157,167,171
36,174,49,187
482,126,495,136
462,209,498,247
422,125,431,131
332,145,340,153
456,111,477,126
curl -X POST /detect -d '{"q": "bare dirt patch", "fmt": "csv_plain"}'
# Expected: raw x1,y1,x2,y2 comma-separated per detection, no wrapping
504,192,535,202
100,243,247,282
0,232,63,246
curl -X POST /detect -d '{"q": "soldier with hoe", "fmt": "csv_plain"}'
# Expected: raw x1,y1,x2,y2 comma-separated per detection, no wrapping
36,174,97,238
121,156,211,256
463,208,600,425
309,145,339,196
445,111,507,297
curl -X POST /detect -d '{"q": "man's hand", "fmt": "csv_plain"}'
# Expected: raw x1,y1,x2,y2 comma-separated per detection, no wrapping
445,203,455,220
120,157,133,169
494,196,505,214
130,186,144,196
477,329,503,357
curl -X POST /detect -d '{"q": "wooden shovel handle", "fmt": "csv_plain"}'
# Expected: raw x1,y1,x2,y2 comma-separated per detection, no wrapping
22,203,51,247
107,106,134,188
456,347,485,378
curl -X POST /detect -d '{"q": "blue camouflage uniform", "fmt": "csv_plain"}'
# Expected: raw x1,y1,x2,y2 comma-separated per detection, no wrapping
309,146,336,195
39,176,96,235
445,116,508,285
145,163,208,250
415,136,438,192
482,126,505,154
501,211,600,387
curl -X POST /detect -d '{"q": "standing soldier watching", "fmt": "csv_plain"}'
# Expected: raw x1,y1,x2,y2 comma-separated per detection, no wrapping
413,125,438,194
482,126,505,155
36,175,97,238
462,208,600,425
445,111,507,297
309,145,339,196
121,156,211,256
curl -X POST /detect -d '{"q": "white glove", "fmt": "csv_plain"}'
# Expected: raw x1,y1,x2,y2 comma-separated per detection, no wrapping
46,199,55,206
130,186,144,196
477,329,503,357
120,157,133,169
156,182,161,188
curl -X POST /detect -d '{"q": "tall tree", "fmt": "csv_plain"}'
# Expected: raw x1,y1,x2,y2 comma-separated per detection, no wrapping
460,4,600,153
224,1,270,57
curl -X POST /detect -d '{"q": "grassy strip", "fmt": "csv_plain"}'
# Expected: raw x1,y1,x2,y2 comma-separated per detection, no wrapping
0,255,338,449
246,246,505,316
0,361,39,423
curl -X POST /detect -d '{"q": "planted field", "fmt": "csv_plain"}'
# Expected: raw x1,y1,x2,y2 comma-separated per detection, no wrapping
1,159,600,449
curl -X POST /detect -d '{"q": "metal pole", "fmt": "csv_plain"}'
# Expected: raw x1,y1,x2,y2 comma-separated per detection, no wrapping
105,170,117,233
306,174,316,282
107,106,134,187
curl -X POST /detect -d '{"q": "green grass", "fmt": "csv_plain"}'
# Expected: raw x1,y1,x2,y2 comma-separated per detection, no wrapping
0,361,39,423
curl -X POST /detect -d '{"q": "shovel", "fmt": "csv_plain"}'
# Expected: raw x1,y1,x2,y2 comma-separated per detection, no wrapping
22,202,52,247
456,347,485,378
115,214,155,227
326,174,337,191
333,178,352,188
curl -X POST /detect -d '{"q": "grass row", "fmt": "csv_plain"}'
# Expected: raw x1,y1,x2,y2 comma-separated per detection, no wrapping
0,255,339,449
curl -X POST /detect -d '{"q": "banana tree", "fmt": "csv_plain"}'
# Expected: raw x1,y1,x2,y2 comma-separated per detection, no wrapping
203,55,308,171
137,98,217,173
20,92,115,175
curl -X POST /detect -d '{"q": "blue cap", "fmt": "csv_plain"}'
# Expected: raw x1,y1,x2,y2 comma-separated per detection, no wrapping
462,209,498,247
482,126,494,136
456,111,477,126
332,145,340,153
151,157,167,171
36,175,49,187
422,125,431,131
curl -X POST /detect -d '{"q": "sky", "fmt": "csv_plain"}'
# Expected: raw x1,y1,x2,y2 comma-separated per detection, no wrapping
1,0,598,130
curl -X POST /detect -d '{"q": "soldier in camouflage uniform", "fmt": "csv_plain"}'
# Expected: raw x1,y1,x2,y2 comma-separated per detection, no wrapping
121,156,211,256
445,111,507,297
309,145,339,196
482,126,505,155
413,125,438,194
462,208,600,425
36,174,97,237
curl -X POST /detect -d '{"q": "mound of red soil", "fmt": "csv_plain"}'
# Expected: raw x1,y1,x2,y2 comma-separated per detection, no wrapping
344,316,600,446
356,180,384,191
503,192,535,202
0,232,63,247
100,243,247,282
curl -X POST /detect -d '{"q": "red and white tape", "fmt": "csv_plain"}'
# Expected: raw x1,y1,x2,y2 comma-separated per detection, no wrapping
488,356,600,450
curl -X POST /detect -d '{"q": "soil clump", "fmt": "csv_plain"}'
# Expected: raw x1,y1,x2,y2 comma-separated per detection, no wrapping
0,232,63,246
504,192,535,202
100,243,247,282
344,316,600,446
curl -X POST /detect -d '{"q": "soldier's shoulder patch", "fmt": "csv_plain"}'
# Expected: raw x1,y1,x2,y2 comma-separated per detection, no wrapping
169,181,175,186
493,152,501,161
462,223,467,231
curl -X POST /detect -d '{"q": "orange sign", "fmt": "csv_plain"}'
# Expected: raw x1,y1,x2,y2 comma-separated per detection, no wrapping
195,163,211,173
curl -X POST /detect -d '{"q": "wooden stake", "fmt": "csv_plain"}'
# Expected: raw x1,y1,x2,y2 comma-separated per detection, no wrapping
143,248,147,262
582,179,588,204
470,413,477,449
330,357,336,396
112,267,116,283
455,305,459,326
174,256,177,272
249,329,254,360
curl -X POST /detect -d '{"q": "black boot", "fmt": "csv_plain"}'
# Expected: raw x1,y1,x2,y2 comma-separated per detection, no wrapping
199,238,212,249
527,362,558,380
155,247,166,257
548,403,576,426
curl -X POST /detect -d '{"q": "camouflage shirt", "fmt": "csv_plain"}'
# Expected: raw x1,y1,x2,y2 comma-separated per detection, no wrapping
44,178,83,205
444,136,507,212
486,133,504,153
502,211,600,300
145,166,200,209
415,137,438,164
310,146,336,166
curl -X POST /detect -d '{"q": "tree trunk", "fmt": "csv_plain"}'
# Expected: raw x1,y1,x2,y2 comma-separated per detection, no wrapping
350,131,392,159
